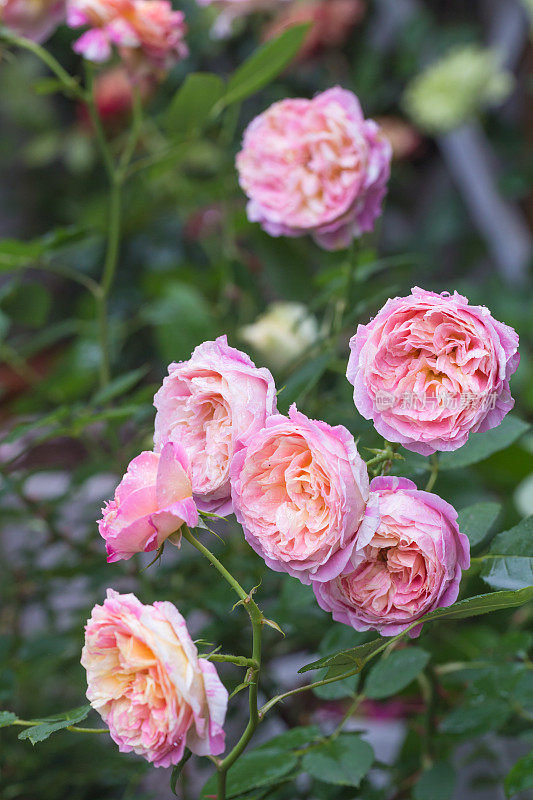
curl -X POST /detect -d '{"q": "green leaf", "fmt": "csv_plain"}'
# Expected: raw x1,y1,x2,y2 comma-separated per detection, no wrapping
301,588,533,673
0,711,17,727
440,698,511,736
420,587,533,623
413,762,456,800
302,734,374,787
0,227,87,270
299,637,388,675
439,416,529,470
165,72,226,138
365,648,430,699
480,557,533,591
457,502,501,548
170,750,192,795
278,352,333,411
92,366,148,406
489,516,533,556
222,24,310,108
17,704,91,744
505,750,533,798
201,749,297,799
255,726,321,752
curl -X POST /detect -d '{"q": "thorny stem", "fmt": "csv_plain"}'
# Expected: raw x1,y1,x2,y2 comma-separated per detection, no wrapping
181,526,264,800
84,67,144,389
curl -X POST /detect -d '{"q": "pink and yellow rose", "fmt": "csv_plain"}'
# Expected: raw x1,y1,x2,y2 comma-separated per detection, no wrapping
313,476,470,636
98,442,198,562
230,404,373,584
236,87,391,250
346,287,520,455
154,336,277,516
67,0,188,76
82,590,228,766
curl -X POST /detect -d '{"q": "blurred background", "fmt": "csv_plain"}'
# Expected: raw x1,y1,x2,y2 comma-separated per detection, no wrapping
1,0,533,798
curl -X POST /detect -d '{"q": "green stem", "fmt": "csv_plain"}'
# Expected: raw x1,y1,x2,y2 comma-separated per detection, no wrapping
331,693,365,740
217,604,262,793
84,63,114,182
11,720,107,734
181,527,263,800
97,177,122,389
181,526,251,604
425,454,439,492
0,27,84,100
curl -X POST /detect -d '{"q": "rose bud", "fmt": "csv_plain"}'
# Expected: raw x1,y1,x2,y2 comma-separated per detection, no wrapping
240,301,319,372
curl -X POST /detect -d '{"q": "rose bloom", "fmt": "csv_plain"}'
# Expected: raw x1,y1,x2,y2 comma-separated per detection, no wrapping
82,590,228,766
313,477,470,637
347,287,520,455
197,0,289,39
98,442,198,562
0,0,65,42
67,0,188,76
154,336,277,515
240,301,319,372
230,404,373,584
236,87,392,251
264,0,365,60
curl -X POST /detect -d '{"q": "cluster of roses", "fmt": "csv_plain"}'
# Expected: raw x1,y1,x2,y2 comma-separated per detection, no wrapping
82,285,519,769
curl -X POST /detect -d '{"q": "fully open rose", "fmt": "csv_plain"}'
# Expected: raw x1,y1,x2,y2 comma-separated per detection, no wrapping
230,404,373,584
67,0,188,75
154,336,277,515
82,590,228,767
313,476,470,636
346,287,520,455
98,442,198,562
236,87,391,250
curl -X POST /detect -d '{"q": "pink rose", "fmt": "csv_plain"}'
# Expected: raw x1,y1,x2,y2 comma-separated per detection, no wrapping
154,336,277,516
98,442,198,562
82,590,228,766
236,87,391,250
347,287,520,455
313,476,470,637
230,404,373,584
0,0,65,42
67,0,187,75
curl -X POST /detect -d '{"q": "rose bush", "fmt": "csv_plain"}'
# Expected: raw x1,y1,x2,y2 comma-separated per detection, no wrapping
0,7,531,800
